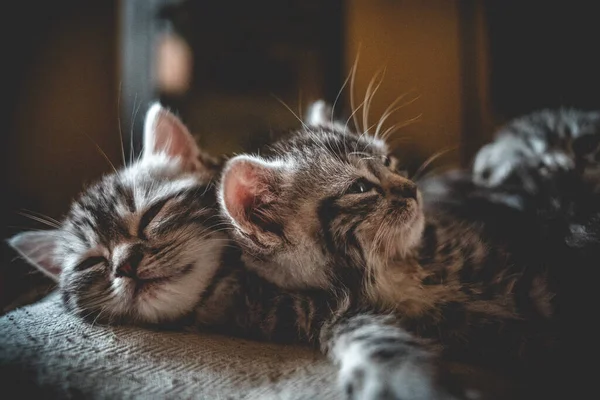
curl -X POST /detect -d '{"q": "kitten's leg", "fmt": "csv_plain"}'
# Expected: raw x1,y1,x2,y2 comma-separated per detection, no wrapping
320,312,460,400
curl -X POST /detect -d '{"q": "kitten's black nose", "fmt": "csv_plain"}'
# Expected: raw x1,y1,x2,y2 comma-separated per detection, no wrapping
115,250,143,278
390,181,418,200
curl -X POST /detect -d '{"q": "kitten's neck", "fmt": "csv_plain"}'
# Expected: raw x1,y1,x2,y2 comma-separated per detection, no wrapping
365,214,478,317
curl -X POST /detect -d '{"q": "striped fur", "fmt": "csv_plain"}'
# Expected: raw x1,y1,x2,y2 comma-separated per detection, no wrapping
11,104,596,399
215,108,600,398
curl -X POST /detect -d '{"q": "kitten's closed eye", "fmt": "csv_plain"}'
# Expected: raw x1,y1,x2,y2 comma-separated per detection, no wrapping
138,198,170,239
346,179,378,195
74,256,107,272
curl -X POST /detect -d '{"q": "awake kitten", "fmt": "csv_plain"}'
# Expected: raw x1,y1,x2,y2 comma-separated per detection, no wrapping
9,104,229,324
217,101,575,399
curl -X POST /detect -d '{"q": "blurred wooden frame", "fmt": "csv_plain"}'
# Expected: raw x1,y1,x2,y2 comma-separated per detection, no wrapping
119,0,182,161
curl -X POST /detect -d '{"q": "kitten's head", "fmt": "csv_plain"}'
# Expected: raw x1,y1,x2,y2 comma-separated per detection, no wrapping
219,100,424,291
473,108,600,189
9,104,228,324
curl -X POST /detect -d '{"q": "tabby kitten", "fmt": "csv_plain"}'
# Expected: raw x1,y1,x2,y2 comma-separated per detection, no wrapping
216,101,580,399
8,104,230,324
473,108,600,192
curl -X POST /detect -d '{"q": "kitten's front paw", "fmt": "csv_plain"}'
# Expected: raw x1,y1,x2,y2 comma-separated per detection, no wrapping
339,358,459,400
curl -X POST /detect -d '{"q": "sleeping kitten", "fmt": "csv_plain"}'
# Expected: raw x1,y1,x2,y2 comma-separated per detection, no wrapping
473,109,600,192
8,104,230,324
216,101,577,399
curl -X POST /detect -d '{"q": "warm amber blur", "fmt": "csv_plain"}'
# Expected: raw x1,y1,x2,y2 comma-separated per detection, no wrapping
3,1,600,304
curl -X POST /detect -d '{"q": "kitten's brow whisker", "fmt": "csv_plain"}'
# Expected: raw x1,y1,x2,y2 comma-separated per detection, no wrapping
117,81,126,167
19,209,61,226
375,93,421,139
272,94,313,133
344,97,368,137
130,93,141,165
332,56,358,125
81,131,118,174
297,89,303,120
374,93,411,138
381,114,422,142
363,67,386,135
17,212,61,229
349,47,361,134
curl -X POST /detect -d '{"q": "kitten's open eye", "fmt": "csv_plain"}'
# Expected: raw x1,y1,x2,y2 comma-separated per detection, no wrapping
382,155,391,167
138,198,170,238
346,178,377,195
75,256,106,272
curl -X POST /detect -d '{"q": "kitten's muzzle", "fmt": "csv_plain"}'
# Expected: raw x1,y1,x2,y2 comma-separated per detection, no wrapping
387,175,418,201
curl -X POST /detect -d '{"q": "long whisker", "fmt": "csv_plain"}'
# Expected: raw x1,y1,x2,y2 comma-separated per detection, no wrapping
349,48,361,133
331,55,358,125
17,212,61,229
272,94,313,132
117,81,126,167
20,209,61,225
297,89,303,120
81,131,117,174
129,93,138,165
134,100,145,165
412,146,457,181
91,305,107,328
375,92,421,138
362,67,386,135
381,114,422,141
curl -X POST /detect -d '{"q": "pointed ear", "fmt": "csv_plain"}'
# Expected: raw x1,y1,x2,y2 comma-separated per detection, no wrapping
305,100,344,130
219,155,288,247
142,102,203,172
8,231,62,281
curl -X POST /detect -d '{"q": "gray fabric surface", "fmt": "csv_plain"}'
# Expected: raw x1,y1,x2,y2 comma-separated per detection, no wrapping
0,292,340,399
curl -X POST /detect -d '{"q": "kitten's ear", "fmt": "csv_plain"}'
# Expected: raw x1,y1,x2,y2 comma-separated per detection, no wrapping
142,102,203,172
305,100,344,129
8,231,62,281
220,155,288,248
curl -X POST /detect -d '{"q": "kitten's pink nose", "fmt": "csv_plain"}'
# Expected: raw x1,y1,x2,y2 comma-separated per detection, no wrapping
116,262,136,278
115,250,143,279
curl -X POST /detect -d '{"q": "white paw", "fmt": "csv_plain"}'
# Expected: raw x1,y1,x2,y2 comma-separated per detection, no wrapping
339,357,457,400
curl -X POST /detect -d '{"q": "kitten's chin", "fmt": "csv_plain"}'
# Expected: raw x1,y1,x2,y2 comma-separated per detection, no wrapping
386,203,425,259
107,266,203,324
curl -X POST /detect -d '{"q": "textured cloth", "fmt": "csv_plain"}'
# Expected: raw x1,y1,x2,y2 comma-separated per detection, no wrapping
0,292,340,399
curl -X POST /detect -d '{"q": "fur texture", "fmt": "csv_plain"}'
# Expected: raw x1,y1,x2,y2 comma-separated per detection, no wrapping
216,106,600,399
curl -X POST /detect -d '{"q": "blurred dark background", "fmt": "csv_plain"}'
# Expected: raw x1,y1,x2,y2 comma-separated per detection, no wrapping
2,0,600,308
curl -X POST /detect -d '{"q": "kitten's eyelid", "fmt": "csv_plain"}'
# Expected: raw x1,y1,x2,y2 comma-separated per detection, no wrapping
74,255,107,272
138,198,171,237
